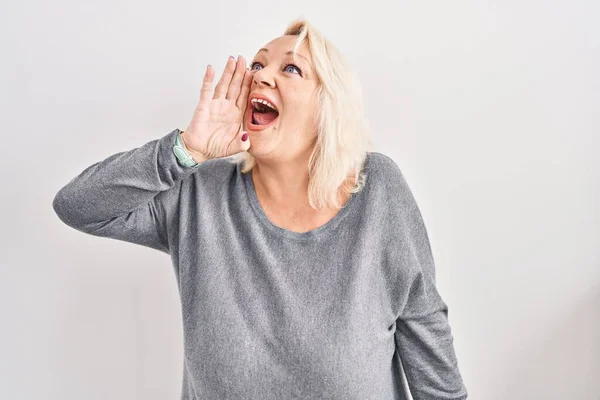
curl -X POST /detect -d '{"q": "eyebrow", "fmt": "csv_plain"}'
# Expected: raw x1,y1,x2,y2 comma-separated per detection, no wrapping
255,48,311,65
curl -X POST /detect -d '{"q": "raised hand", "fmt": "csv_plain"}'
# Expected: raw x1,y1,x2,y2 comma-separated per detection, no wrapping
182,55,254,161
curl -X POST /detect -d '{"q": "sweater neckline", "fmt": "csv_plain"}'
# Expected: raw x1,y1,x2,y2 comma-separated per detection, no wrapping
240,155,369,240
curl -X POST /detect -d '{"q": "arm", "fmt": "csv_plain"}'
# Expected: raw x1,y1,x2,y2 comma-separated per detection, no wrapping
394,268,468,399
52,128,201,254
389,165,468,399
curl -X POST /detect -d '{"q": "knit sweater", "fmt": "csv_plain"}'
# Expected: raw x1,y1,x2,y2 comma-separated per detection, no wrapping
52,128,468,400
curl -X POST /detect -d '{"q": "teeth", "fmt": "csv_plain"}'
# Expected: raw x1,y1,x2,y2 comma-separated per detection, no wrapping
251,98,278,111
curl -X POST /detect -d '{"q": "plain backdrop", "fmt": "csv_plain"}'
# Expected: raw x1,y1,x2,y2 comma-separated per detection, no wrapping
1,0,598,399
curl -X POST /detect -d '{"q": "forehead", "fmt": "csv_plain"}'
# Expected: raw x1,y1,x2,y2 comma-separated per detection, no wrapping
265,35,305,49
255,35,311,60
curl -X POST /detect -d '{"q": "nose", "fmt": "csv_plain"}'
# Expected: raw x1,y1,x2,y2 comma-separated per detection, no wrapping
252,66,275,88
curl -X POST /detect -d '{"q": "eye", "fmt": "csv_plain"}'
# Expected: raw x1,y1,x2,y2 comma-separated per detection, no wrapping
250,61,303,76
284,64,302,75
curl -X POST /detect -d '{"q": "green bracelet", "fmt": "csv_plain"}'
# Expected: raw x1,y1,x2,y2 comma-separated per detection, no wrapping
173,129,199,168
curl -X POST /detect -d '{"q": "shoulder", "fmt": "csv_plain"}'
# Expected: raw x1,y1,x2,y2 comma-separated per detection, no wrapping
193,156,239,179
177,156,240,200
367,151,402,175
190,156,242,189
367,153,434,273
366,152,417,209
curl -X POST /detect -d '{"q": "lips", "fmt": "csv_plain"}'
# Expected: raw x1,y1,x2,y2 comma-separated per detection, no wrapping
246,93,280,131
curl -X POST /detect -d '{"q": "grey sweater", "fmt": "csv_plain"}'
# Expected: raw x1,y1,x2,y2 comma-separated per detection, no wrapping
52,128,468,400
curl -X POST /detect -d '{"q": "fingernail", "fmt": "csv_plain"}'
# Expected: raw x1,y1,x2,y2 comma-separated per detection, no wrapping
241,132,248,142
229,55,235,60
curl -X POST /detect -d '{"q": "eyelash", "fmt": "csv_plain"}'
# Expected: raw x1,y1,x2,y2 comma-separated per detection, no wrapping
250,62,303,76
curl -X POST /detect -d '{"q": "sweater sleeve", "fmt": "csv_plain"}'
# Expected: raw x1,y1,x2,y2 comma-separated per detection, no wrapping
52,128,199,255
386,160,468,400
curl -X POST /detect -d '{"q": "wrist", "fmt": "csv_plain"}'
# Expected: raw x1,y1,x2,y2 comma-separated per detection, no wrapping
180,131,208,163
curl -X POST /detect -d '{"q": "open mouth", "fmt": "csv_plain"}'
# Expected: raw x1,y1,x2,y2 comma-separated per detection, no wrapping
248,99,280,129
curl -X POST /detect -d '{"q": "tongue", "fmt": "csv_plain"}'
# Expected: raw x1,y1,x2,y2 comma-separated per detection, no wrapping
254,110,279,125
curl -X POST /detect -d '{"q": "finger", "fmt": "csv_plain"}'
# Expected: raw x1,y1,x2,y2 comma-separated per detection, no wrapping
213,57,236,99
226,56,246,101
198,64,215,112
236,68,255,110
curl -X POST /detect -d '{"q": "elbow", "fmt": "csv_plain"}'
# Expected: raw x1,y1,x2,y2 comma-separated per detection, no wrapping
52,189,85,230
52,190,74,227
52,189,115,234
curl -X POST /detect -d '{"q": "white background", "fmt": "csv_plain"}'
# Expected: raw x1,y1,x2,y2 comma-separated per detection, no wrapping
1,0,598,399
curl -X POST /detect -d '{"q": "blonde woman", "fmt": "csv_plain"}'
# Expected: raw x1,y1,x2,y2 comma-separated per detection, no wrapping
53,18,468,400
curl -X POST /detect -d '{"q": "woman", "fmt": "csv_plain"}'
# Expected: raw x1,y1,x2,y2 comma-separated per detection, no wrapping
53,18,468,400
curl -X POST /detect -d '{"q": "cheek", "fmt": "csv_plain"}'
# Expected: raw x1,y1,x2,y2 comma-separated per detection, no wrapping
288,98,316,120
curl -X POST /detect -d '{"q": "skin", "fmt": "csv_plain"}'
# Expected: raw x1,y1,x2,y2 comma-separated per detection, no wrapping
242,35,350,231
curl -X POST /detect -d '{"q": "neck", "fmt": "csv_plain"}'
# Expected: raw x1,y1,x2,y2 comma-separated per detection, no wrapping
251,160,311,211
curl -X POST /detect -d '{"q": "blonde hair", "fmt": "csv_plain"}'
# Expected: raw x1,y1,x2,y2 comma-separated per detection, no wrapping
229,17,374,210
